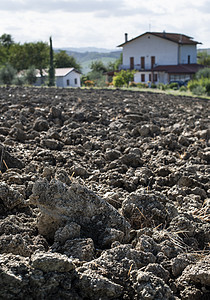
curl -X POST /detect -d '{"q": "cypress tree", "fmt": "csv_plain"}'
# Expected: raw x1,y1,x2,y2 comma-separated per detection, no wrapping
48,36,55,86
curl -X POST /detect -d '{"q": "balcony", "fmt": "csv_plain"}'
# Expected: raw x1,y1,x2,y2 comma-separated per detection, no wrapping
119,64,142,71
119,64,158,71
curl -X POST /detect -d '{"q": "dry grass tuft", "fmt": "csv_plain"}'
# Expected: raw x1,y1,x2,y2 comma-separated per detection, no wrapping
127,263,133,277
192,199,210,222
3,159,8,170
129,206,155,229
69,171,75,182
177,151,187,160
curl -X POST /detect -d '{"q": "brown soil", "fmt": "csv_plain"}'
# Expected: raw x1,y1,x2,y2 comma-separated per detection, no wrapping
0,86,209,300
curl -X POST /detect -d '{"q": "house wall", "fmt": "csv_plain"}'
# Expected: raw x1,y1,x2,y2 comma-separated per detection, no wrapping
56,76,64,87
122,33,179,69
121,33,198,84
56,71,81,88
158,72,169,84
134,71,166,84
179,44,197,64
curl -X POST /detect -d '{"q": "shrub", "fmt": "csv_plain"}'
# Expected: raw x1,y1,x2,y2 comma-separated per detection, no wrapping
113,70,135,87
151,83,157,88
24,66,37,85
191,85,206,95
96,77,106,87
136,82,148,89
0,63,17,85
169,82,179,90
179,86,187,92
196,67,210,79
12,76,25,86
129,81,137,87
105,81,113,87
188,77,210,96
113,75,124,87
205,82,210,95
157,83,167,90
187,80,200,91
84,80,94,87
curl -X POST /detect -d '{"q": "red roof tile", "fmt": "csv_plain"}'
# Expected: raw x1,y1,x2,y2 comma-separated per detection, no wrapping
118,32,201,47
153,64,204,74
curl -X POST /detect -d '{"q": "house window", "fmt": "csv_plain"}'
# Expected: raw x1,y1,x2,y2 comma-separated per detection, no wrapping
153,73,157,82
188,55,190,64
149,74,151,81
141,57,145,69
74,78,77,85
67,79,70,86
151,56,155,68
130,57,134,69
141,74,145,82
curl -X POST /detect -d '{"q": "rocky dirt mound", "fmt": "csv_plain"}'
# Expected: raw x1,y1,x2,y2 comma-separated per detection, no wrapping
0,86,209,299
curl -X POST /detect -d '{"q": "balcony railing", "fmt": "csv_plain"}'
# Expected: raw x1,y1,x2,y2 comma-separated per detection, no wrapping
119,64,158,71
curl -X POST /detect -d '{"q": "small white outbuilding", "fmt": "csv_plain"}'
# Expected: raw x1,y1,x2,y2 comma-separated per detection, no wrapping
54,68,81,88
35,67,81,87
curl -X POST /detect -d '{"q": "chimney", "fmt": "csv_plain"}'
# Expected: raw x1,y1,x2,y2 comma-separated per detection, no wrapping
125,33,128,42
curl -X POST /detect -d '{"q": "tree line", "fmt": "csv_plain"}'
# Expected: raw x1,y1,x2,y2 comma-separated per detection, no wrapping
0,33,82,85
0,33,123,86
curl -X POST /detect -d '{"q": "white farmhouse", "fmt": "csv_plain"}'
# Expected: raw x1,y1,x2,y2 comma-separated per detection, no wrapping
118,32,203,84
35,67,81,87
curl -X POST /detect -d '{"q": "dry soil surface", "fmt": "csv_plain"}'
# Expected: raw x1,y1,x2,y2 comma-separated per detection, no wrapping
0,86,209,300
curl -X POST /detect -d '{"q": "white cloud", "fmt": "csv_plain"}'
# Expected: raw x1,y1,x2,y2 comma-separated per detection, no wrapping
0,0,209,49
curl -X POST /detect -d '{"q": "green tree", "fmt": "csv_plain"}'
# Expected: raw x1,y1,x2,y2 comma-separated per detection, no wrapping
90,60,107,73
116,53,123,68
24,66,37,85
0,46,7,66
48,37,55,86
113,72,124,87
196,67,210,79
106,53,123,72
0,34,14,49
0,63,17,85
0,33,14,66
54,50,81,71
9,41,49,75
8,43,28,71
85,60,108,87
24,42,49,79
197,51,210,66
12,75,25,86
87,70,106,87
113,70,135,87
106,61,115,72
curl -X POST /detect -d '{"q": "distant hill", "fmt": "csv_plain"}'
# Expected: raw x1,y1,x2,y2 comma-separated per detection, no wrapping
55,47,122,74
59,47,119,53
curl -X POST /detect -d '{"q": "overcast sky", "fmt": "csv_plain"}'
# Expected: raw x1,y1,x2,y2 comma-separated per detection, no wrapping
0,0,209,49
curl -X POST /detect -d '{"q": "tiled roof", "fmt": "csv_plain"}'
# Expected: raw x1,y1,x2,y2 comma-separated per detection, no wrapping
118,32,201,47
55,68,75,76
153,64,204,74
152,32,200,45
35,68,80,77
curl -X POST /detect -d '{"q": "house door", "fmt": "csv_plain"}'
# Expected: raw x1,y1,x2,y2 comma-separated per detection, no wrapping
151,56,155,69
130,57,134,70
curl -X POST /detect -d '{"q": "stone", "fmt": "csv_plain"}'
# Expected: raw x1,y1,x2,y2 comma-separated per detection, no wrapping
30,178,131,247
31,251,75,272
